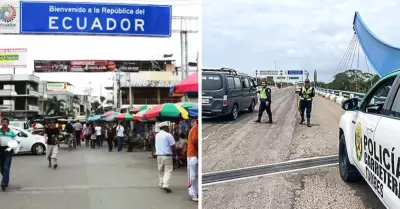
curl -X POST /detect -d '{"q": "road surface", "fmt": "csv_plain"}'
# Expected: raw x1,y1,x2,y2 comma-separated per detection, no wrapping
202,87,384,209
0,146,197,209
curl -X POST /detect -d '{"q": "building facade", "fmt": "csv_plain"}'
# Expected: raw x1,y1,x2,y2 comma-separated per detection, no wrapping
0,74,41,120
38,81,75,116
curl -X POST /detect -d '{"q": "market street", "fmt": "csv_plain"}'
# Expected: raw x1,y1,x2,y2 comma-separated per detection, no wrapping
202,87,384,209
0,146,196,209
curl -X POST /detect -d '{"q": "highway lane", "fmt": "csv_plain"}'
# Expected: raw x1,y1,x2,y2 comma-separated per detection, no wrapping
202,87,384,209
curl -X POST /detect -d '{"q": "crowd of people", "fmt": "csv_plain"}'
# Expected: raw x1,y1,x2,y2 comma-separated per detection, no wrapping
0,117,199,202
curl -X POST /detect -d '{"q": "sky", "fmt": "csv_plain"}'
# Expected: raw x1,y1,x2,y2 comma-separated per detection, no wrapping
203,0,400,82
0,0,200,96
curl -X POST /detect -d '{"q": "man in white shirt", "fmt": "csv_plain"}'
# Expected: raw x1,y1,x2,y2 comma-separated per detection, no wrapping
116,122,124,152
73,121,82,146
155,121,175,193
94,123,102,148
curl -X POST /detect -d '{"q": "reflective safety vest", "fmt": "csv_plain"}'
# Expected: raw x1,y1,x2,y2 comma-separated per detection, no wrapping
260,88,268,99
301,87,313,100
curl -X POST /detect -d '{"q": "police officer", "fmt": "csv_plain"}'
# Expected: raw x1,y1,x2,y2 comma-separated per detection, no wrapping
255,81,272,123
299,78,315,127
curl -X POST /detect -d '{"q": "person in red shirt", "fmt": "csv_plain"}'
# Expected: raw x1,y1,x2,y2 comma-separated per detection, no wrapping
186,120,198,202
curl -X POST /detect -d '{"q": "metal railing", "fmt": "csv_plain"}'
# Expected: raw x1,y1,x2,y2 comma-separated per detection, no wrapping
316,88,386,104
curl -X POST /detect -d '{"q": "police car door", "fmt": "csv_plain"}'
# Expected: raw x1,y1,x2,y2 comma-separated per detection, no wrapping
370,75,400,207
354,75,398,202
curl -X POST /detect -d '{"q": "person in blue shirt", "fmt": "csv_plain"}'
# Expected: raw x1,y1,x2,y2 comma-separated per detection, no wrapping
0,118,17,191
255,81,273,123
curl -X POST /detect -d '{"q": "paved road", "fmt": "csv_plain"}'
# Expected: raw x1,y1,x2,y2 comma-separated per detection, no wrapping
202,87,384,209
0,146,197,209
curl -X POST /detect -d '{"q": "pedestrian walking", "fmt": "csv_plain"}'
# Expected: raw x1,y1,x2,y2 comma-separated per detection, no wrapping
82,123,90,147
0,118,17,191
116,122,124,152
73,121,82,146
187,121,198,202
94,123,102,147
155,121,175,193
299,78,315,127
255,81,273,123
44,121,60,169
65,120,75,148
106,125,114,152
90,125,97,149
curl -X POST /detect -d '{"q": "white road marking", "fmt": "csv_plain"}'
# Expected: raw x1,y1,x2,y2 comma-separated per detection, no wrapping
202,163,338,186
203,155,338,175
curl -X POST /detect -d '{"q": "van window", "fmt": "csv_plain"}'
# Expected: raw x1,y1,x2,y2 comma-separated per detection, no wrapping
234,77,242,89
248,78,256,88
241,78,250,89
202,74,223,90
227,77,235,90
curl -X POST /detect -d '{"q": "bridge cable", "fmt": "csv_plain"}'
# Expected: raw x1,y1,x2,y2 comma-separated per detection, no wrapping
334,35,355,75
356,38,360,92
349,38,358,71
342,35,358,73
341,35,357,73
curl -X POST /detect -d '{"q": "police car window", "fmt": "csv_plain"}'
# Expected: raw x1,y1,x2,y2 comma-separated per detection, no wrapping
234,77,242,89
202,74,222,90
389,86,400,118
227,77,235,90
363,76,395,114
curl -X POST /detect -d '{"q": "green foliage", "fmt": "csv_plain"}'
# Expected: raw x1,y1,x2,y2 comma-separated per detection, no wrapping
327,69,379,93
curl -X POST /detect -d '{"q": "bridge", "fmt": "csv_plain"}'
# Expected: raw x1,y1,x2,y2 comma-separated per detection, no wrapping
201,11,393,209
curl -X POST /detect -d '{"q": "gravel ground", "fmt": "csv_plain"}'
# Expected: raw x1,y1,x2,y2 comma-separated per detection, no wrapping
202,166,385,209
202,88,297,173
289,95,345,160
0,147,197,209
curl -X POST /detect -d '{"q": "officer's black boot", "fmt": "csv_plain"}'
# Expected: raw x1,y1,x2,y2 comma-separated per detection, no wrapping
299,116,305,124
267,116,272,123
307,118,311,127
254,116,261,123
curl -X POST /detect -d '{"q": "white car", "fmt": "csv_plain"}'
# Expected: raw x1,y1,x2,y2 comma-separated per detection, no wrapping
1,126,46,155
338,70,400,208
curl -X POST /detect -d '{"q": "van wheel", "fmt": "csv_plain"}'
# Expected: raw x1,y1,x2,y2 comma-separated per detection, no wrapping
248,100,255,112
230,104,239,120
339,134,361,182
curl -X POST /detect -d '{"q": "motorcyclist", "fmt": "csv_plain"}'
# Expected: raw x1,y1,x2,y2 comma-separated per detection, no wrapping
65,120,76,148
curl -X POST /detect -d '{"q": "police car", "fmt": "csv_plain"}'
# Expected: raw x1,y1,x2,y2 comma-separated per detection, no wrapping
339,70,400,208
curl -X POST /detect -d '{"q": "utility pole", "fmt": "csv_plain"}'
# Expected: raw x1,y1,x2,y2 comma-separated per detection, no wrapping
313,69,317,88
280,70,283,88
255,70,258,85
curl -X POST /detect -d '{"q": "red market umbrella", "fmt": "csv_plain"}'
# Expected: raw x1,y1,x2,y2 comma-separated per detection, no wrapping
173,72,198,93
115,113,135,121
102,111,119,117
133,109,156,121
131,105,152,114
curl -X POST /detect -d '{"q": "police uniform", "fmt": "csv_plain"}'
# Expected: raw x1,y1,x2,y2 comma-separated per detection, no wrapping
255,87,272,123
299,85,315,127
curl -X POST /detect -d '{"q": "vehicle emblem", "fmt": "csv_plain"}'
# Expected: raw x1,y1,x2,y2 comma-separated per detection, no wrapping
355,122,363,161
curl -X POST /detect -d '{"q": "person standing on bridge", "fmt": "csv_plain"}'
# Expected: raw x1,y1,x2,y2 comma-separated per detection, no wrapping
255,81,272,123
299,78,315,127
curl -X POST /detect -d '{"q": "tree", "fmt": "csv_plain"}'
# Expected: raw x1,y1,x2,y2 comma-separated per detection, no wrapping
46,96,66,116
91,100,101,114
327,69,378,93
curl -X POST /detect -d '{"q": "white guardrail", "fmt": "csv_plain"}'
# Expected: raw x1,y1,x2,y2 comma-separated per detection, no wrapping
315,88,366,105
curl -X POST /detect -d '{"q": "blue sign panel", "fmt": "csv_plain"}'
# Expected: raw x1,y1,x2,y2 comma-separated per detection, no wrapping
20,1,172,37
287,70,303,75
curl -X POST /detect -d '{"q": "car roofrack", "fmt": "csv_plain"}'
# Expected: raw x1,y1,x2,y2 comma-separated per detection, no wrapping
203,68,238,75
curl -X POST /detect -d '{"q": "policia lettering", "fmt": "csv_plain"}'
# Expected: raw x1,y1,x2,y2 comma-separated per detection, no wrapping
364,136,400,199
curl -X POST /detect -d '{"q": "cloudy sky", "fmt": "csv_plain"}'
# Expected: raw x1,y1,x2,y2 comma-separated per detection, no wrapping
203,0,400,82
1,0,199,96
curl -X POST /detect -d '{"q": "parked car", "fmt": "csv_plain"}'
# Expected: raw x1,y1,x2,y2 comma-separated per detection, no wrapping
202,68,258,120
338,69,400,208
9,120,33,133
1,126,46,155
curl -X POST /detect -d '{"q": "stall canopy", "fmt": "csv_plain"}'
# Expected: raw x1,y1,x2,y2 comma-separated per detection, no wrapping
172,72,198,94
